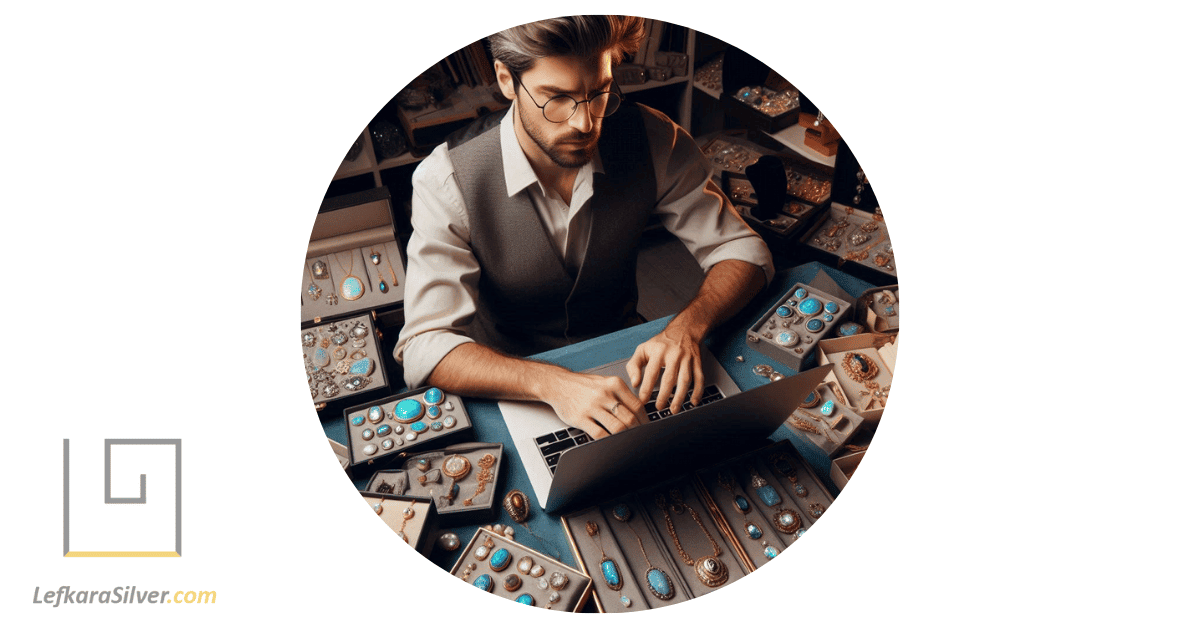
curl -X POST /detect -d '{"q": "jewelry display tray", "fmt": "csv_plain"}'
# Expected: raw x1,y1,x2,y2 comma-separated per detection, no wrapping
798,203,897,287
722,170,818,238
745,281,853,371
360,492,439,556
302,313,389,412
817,332,898,423
560,440,833,612
450,527,592,612
856,284,900,333
301,187,407,324
364,442,503,528
342,385,473,477
783,376,867,456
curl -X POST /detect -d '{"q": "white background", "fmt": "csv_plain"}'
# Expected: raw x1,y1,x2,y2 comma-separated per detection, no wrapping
3,1,1196,625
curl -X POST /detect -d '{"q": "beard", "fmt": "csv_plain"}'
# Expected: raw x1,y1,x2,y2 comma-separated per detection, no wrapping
519,108,600,169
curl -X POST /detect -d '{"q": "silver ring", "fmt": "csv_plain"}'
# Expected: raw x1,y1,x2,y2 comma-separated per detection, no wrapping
609,403,621,415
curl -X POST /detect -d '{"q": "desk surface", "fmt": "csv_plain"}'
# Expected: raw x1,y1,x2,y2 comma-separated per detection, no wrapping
321,262,877,570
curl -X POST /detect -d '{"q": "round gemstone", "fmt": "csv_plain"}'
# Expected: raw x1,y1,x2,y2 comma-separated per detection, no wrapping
442,416,457,429
518,556,534,574
530,564,544,577
798,297,821,315
549,571,568,590
537,578,549,590
350,415,365,427
367,406,384,423
376,424,391,437
805,318,825,332
776,305,793,317
394,399,424,421
613,503,632,521
504,574,522,591
427,405,441,419
620,595,632,608
423,388,445,405
746,523,763,539
824,301,839,314
360,428,374,441
342,277,364,299
515,594,534,605
793,287,808,299
780,512,795,527
439,533,460,551
431,421,443,431
549,591,561,603
362,444,377,455
379,438,394,451
823,313,834,322
764,545,780,559
472,574,493,592
775,330,799,347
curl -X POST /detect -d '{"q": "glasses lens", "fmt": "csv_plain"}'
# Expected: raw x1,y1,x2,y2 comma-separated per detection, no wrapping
543,95,577,123
589,92,621,118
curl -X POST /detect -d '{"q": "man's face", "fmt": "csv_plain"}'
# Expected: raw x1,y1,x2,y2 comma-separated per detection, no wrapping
512,53,614,169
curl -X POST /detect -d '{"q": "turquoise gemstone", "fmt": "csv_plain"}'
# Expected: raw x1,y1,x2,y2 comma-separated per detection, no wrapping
350,415,365,426
756,484,781,507
378,280,388,293
342,277,364,299
820,400,836,416
490,547,512,571
837,322,861,337
734,495,750,513
600,558,622,589
764,545,779,559
472,574,493,592
646,568,674,600
823,313,834,322
793,287,808,299
423,388,444,404
431,421,443,431
314,348,328,362
427,405,441,419
376,424,391,437
613,503,631,521
798,297,821,315
824,301,839,314
349,358,372,375
394,399,423,420
776,305,792,317
746,523,763,539
885,305,896,315
411,421,428,433
806,318,824,332
515,594,533,605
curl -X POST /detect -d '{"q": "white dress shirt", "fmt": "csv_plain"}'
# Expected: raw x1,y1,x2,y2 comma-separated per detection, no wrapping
396,104,774,388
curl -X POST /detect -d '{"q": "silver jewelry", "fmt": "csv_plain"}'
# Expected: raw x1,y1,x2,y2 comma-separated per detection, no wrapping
609,402,620,415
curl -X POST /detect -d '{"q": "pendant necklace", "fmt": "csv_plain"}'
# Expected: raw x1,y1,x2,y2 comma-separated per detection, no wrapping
585,520,624,591
369,248,389,294
769,454,825,522
305,263,323,301
716,470,780,559
612,503,674,602
382,245,400,287
656,489,729,588
747,466,803,534
334,252,365,301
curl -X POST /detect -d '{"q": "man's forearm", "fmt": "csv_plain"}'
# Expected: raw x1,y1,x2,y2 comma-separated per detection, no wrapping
666,258,767,341
426,342,565,402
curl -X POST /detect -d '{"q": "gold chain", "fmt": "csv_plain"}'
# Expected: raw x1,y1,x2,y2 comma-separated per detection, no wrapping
655,490,720,566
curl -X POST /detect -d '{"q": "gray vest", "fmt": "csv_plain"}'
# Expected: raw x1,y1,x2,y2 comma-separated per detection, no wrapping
446,104,656,356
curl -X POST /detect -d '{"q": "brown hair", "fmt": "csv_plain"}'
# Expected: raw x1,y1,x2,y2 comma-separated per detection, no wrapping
487,15,646,76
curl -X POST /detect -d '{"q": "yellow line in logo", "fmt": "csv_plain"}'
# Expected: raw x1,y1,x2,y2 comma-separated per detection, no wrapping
65,552,181,558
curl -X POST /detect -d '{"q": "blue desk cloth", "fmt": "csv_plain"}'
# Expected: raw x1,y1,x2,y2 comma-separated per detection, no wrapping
321,262,875,570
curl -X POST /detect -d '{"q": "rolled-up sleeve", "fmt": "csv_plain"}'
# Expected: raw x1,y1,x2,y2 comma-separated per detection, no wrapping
394,144,480,389
642,108,774,285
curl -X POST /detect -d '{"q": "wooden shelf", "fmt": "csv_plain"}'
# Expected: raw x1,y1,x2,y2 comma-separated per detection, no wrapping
768,124,837,168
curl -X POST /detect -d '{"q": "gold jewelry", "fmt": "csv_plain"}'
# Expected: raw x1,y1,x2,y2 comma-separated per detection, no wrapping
382,245,399,287
747,467,803,534
845,247,871,262
613,503,675,601
397,503,415,542
842,352,879,383
655,490,729,588
585,520,624,591
442,454,471,481
305,263,323,301
332,252,365,301
462,454,496,506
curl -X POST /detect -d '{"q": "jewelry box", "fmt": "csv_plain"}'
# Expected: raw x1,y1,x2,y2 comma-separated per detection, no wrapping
364,442,503,527
721,170,815,238
745,281,853,371
856,285,900,333
560,440,833,612
816,332,898,423
783,377,867,456
302,187,407,326
361,492,439,556
302,314,390,412
342,385,473,477
798,203,897,287
721,85,802,133
829,450,866,491
450,527,592,612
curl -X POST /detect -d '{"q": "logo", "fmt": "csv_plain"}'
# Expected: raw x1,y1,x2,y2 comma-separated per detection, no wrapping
62,439,182,557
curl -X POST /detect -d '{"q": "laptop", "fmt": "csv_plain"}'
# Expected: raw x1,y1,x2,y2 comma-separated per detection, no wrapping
500,346,832,511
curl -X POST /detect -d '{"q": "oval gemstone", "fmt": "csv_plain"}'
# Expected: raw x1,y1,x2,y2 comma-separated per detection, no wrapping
376,424,391,437
349,358,373,376
601,558,622,589
360,428,374,441
380,438,394,450
780,512,795,527
798,297,821,315
613,503,631,521
756,484,781,507
474,545,490,560
746,523,763,539
518,556,533,574
806,318,825,332
342,277,364,299
820,400,836,416
427,405,442,419
411,421,428,433
443,416,457,429
851,354,871,373
764,545,780,559
362,444,377,455
734,495,750,513
775,330,798,347
837,322,861,337
378,281,388,293
793,287,808,299
824,301,839,314
313,348,330,367
424,388,445,405
775,305,793,317
368,406,384,422
620,596,632,608
646,568,674,599
394,399,423,421
472,574,493,592
515,594,533,605
350,415,365,426
504,574,522,591
823,313,835,322
431,421,443,431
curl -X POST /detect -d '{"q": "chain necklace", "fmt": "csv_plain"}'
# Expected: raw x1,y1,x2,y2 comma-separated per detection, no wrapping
656,489,729,588
585,520,624,591
333,252,365,301
612,503,674,601
716,471,779,559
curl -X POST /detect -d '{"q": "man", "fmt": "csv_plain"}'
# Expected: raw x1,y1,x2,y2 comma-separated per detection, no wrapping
395,16,773,441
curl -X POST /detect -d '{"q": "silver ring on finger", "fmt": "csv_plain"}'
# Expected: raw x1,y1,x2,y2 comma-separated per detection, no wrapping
609,402,621,415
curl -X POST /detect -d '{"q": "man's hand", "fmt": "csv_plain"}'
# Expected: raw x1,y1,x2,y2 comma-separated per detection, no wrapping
626,325,706,415
541,371,649,440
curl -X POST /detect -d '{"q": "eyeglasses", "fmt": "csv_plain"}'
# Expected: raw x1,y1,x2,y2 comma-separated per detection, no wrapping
515,76,623,123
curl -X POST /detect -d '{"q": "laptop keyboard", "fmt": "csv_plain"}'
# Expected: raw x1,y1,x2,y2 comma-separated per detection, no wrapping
535,384,725,475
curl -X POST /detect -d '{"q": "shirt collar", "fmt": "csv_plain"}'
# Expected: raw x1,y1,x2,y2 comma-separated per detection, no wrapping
500,105,605,199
